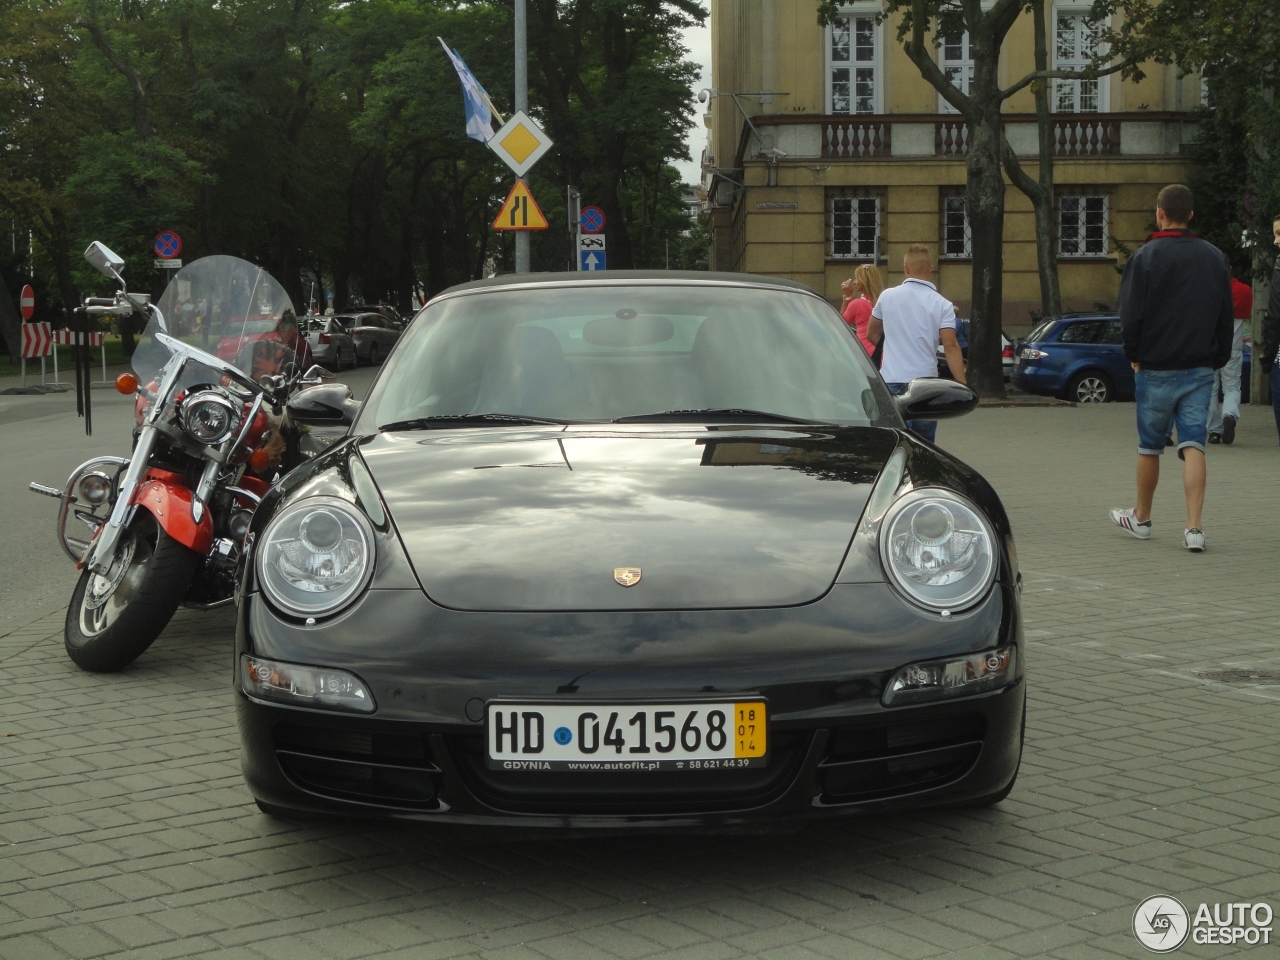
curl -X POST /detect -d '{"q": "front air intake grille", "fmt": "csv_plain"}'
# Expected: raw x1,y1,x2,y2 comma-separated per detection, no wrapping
273,723,441,808
818,714,985,803
447,730,813,816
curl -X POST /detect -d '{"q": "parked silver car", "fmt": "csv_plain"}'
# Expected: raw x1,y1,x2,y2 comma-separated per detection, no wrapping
336,312,402,365
302,316,357,371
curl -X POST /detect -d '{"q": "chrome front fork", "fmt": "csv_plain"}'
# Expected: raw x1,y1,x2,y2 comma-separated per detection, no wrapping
86,425,159,574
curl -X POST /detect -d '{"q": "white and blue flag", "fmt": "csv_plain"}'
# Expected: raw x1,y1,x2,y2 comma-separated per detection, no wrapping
438,38,503,143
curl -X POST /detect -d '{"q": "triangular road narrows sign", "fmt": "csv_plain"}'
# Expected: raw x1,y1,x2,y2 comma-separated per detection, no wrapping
493,179,549,231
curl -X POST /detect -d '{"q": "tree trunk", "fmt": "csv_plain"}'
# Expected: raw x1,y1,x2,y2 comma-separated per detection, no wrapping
965,107,1007,398
1001,0,1061,320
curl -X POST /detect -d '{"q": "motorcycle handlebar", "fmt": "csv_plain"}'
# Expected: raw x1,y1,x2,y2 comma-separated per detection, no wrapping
84,297,115,306
84,304,135,317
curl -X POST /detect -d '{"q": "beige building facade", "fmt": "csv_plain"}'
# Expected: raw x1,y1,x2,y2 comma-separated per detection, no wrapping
703,1,1202,330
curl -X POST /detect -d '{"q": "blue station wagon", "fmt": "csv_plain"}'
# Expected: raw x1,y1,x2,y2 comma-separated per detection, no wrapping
1012,314,1131,402
1013,313,1250,404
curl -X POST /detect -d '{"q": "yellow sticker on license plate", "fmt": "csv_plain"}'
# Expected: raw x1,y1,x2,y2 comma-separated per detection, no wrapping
733,701,766,758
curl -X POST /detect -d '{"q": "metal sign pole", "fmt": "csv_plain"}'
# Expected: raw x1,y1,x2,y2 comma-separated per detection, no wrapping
514,0,529,274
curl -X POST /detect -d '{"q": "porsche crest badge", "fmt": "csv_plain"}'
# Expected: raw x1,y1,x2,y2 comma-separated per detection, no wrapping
613,567,642,587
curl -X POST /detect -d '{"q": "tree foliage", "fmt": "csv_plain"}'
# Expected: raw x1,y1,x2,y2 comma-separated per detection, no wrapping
0,0,705,342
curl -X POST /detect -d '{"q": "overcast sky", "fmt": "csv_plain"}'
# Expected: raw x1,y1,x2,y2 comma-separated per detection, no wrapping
675,20,712,186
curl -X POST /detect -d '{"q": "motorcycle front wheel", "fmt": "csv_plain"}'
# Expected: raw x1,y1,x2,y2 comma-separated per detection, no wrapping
64,510,201,672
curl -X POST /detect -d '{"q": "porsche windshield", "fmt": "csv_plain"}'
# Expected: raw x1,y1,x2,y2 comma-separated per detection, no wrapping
359,284,895,429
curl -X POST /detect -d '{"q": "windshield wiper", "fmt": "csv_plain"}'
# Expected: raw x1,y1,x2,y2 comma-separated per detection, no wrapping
379,413,571,431
612,408,832,425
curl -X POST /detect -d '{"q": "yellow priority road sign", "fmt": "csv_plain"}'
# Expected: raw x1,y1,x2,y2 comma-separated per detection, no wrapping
493,179,549,231
487,110,553,177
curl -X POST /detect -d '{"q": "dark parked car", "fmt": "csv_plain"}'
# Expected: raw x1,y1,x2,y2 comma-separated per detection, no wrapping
334,313,402,365
239,271,1025,828
936,319,1015,380
1011,313,1131,402
1011,312,1251,404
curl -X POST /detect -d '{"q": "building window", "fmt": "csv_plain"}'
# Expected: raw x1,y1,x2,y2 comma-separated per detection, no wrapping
941,194,972,258
938,31,973,114
829,12,880,114
830,195,880,259
1058,194,1108,257
1054,10,1105,112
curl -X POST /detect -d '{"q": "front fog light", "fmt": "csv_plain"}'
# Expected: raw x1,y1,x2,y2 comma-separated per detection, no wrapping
78,472,113,506
240,655,375,713
882,646,1017,706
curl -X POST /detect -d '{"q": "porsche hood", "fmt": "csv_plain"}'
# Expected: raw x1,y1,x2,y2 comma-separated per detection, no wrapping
359,427,898,611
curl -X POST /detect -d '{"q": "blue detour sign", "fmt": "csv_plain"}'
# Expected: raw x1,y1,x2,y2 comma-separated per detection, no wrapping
580,250,607,271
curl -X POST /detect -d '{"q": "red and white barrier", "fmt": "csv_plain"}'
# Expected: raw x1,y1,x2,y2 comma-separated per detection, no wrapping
20,322,52,359
52,329,105,347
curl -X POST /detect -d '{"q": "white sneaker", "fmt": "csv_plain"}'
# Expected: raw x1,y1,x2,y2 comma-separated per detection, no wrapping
1110,508,1151,540
1184,528,1205,552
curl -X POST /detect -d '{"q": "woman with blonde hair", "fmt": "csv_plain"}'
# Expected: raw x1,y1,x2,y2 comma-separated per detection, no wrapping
840,263,883,357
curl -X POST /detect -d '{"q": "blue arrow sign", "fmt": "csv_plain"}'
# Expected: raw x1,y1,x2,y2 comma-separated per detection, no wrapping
580,250,606,271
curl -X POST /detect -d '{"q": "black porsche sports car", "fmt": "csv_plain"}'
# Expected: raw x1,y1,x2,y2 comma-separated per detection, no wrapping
236,271,1025,827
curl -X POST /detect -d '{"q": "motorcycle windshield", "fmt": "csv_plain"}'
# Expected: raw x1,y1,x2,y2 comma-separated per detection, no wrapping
134,255,300,387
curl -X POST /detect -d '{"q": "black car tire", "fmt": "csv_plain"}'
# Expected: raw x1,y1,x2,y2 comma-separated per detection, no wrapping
64,511,200,672
1067,370,1113,403
368,342,380,365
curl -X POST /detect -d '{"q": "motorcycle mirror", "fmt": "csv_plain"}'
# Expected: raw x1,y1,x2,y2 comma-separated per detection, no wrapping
301,364,335,383
84,242,125,280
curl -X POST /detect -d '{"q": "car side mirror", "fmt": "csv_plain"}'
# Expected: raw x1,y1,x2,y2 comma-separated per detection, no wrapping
894,378,979,421
287,383,359,425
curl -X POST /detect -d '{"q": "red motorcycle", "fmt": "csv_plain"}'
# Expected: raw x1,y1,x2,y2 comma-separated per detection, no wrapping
30,245,328,671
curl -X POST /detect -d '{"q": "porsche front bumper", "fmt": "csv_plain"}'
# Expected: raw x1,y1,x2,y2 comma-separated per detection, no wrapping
235,581,1024,827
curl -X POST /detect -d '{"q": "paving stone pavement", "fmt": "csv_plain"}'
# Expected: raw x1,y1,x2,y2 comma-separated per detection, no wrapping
2,403,1278,960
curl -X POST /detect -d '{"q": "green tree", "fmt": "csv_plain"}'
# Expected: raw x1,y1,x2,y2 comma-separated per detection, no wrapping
0,0,96,322
527,0,705,270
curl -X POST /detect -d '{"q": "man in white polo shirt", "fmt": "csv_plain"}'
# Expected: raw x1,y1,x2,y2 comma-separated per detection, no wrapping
867,244,966,443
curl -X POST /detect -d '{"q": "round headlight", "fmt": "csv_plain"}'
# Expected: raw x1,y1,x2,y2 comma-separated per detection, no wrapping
879,489,996,612
78,471,113,506
181,390,239,445
256,496,374,617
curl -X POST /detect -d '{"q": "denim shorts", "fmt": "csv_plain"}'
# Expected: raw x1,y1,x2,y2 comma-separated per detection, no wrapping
1135,367,1214,457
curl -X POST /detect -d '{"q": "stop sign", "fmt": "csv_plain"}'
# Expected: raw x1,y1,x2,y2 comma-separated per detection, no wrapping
19,284,34,320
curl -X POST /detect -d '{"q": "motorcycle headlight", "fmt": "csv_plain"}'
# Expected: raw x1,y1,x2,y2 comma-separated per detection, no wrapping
256,497,374,617
181,390,239,445
880,489,997,612
78,471,114,506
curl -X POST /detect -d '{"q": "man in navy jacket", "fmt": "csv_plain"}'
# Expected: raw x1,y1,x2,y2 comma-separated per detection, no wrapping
1110,184,1233,553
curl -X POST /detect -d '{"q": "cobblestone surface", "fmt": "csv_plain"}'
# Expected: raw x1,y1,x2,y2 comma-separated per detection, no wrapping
3,403,1278,959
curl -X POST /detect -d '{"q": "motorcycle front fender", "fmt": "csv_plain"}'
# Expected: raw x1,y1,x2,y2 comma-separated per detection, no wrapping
132,470,214,555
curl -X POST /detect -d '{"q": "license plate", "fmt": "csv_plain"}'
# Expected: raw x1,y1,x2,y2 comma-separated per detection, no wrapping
486,701,767,771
